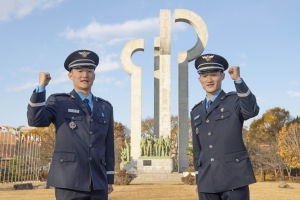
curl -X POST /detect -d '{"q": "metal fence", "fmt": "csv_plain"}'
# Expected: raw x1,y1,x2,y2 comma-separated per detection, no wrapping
0,131,41,184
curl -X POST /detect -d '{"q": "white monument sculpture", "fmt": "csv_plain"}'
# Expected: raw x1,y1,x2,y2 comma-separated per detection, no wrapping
175,9,208,172
120,9,208,181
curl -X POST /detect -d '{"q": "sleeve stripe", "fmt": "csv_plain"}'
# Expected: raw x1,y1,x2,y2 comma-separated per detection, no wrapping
195,171,198,174
237,89,251,97
107,171,114,174
28,101,46,107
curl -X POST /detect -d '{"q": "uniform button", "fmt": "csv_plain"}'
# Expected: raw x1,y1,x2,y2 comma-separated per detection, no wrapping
221,115,224,119
236,159,239,162
89,144,92,148
60,159,64,163
208,132,211,136
206,119,209,123
90,119,93,122
210,158,214,162
209,145,213,148
89,157,92,161
89,131,93,135
72,117,74,119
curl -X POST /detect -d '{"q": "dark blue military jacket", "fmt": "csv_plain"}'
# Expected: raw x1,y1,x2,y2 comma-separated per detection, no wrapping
27,89,114,192
190,79,259,193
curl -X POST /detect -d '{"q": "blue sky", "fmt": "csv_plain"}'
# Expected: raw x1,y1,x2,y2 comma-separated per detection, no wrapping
0,0,299,129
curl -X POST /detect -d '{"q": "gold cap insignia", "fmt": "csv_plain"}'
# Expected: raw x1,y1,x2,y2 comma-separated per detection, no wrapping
78,51,90,58
202,55,214,62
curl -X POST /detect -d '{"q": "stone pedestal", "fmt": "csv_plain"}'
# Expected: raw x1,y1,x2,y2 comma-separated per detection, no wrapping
137,157,173,174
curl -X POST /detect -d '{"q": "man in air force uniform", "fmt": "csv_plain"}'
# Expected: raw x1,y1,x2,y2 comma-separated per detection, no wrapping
190,54,259,200
27,50,114,200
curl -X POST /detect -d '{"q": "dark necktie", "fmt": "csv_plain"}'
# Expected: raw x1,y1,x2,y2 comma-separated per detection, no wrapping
83,99,92,115
206,100,212,112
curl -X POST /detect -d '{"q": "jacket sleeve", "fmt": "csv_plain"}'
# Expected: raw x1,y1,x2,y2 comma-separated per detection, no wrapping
105,105,115,184
27,90,58,127
234,78,259,120
190,111,201,181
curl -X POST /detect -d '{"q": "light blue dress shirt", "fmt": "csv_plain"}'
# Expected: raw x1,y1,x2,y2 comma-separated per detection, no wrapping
35,86,93,111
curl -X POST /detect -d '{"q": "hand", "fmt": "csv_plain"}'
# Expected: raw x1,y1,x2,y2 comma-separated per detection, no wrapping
228,66,241,81
108,184,114,194
195,185,198,193
39,72,51,86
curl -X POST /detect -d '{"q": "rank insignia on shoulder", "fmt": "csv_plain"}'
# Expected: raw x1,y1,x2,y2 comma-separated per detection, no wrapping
196,127,199,135
68,109,80,113
194,115,200,120
69,121,77,129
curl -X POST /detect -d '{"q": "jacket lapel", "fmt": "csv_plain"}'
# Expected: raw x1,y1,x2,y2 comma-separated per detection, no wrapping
70,90,90,116
91,95,100,117
206,90,226,117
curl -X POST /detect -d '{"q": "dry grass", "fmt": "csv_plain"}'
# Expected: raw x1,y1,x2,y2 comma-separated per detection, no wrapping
0,181,299,200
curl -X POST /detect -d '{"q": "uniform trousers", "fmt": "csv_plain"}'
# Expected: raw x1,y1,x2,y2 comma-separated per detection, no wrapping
198,185,249,200
55,181,108,200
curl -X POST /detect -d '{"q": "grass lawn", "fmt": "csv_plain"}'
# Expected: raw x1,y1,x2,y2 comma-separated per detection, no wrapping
0,181,299,200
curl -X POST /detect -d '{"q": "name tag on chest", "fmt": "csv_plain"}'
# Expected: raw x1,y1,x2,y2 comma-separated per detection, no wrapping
68,109,80,114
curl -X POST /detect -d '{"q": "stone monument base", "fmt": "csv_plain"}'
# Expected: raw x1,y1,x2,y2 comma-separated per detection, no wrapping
137,157,173,174
131,172,183,183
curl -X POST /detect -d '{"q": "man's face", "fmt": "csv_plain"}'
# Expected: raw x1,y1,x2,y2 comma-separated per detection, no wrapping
198,71,225,96
68,68,95,91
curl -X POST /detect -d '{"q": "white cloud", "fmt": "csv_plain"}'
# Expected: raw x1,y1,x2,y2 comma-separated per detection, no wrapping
0,0,65,21
289,81,299,86
114,77,129,88
95,54,120,73
60,16,187,46
287,90,300,98
20,67,38,74
50,70,69,84
6,81,36,92
256,97,267,102
94,76,114,85
237,53,247,59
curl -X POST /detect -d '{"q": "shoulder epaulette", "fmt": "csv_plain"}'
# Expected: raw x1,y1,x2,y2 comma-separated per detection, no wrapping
96,97,112,106
192,100,204,111
52,93,71,97
226,91,237,96
220,91,237,100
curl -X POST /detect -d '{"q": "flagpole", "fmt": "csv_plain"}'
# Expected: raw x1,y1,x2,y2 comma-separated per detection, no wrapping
14,133,20,183
4,132,9,183
0,132,3,183
8,132,13,183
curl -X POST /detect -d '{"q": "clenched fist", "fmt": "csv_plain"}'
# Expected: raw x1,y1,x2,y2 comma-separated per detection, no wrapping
39,72,51,86
228,66,241,81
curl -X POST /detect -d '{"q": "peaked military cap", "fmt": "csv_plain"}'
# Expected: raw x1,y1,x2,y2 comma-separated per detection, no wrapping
64,50,99,71
195,53,228,74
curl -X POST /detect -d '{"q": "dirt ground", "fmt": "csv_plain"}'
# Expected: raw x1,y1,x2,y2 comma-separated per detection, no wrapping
0,181,299,200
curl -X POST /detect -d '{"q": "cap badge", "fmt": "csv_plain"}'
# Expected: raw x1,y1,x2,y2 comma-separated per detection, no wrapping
78,51,90,58
202,55,214,62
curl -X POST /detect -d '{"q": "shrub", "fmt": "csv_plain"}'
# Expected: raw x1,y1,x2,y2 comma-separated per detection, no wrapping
185,167,195,172
114,169,132,185
181,173,196,185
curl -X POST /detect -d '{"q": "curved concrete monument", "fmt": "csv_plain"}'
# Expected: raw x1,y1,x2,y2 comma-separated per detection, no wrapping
120,9,208,181
175,9,208,172
120,38,144,172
